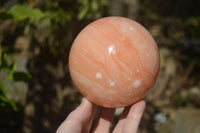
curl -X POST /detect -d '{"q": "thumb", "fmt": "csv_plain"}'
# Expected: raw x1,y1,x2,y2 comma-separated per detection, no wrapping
56,98,97,133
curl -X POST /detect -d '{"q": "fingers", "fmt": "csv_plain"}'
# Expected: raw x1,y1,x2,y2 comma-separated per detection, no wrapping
122,100,146,133
112,106,130,133
93,107,115,133
56,99,145,133
56,98,97,133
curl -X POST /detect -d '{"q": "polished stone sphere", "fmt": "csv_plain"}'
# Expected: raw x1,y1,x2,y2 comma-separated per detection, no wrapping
69,17,160,108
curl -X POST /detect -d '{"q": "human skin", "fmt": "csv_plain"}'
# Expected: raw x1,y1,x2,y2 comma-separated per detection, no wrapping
56,98,146,133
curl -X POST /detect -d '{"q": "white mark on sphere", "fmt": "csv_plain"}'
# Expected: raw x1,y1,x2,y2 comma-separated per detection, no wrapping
147,54,150,57
96,72,102,79
108,45,116,55
136,69,140,73
121,36,125,40
133,80,141,88
109,79,115,87
129,26,134,31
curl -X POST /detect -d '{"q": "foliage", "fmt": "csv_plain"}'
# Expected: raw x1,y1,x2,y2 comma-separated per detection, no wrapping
78,0,108,20
185,16,200,38
0,44,31,112
8,4,72,25
7,4,72,34
6,1,108,56
139,0,200,44
7,0,108,31
8,5,45,25
0,1,108,112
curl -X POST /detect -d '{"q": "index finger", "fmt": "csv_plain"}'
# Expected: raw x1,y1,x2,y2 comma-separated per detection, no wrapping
122,100,146,133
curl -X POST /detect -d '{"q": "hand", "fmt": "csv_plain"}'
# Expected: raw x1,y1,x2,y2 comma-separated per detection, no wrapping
56,98,146,133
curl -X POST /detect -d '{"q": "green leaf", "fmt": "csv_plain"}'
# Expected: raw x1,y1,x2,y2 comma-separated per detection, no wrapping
8,5,31,20
0,44,2,55
1,53,8,69
9,61,17,72
0,82,7,96
91,0,99,11
186,17,200,27
8,5,72,26
44,9,71,25
78,5,89,20
78,0,90,20
7,72,14,81
7,61,17,81
0,95,17,112
13,71,31,82
8,5,45,25
0,44,2,67
28,8,45,25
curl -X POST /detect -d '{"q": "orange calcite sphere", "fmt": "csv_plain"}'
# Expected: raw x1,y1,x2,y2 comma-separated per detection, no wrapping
69,17,160,108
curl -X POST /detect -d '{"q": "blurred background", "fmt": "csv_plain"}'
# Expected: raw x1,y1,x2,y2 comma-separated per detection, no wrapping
0,0,200,133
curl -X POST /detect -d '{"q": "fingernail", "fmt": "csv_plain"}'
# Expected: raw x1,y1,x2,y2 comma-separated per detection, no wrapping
81,98,88,106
